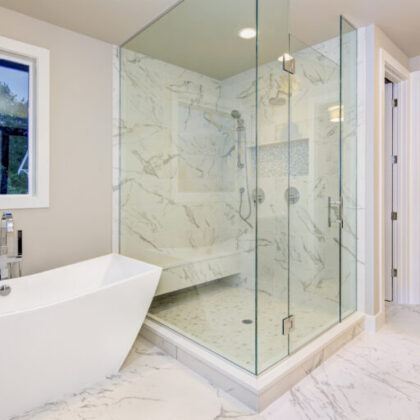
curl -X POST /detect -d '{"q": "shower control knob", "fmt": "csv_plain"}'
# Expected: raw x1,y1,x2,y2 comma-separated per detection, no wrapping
252,188,265,204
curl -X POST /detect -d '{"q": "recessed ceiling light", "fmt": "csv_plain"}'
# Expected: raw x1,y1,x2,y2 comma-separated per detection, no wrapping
238,27,256,39
277,53,294,62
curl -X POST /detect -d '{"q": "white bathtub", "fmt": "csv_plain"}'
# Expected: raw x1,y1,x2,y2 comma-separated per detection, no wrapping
0,254,161,420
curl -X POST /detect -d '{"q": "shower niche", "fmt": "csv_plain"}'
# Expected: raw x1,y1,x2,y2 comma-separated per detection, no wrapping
118,0,358,408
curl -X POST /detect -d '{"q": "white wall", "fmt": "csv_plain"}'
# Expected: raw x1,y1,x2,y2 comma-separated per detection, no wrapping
0,7,113,275
363,25,410,317
409,56,420,72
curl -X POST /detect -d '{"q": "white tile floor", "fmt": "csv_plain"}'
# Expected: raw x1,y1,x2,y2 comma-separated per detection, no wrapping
16,303,420,420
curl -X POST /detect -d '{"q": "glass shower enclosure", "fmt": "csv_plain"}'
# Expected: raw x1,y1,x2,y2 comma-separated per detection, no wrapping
119,0,357,375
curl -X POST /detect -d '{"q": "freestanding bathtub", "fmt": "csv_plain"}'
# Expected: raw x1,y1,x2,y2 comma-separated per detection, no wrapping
0,254,161,420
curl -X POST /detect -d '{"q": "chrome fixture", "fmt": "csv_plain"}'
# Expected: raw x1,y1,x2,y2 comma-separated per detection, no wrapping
239,187,251,221
0,212,14,256
0,284,11,296
279,53,296,74
0,212,23,281
232,110,252,222
285,187,300,204
252,188,265,205
328,197,343,228
282,314,296,335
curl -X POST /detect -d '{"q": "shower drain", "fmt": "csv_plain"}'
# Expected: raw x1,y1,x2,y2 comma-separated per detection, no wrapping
242,319,253,325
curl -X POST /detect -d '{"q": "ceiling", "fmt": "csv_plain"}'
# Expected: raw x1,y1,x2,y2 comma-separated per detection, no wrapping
0,0,180,45
290,0,420,58
0,0,419,58
123,0,289,80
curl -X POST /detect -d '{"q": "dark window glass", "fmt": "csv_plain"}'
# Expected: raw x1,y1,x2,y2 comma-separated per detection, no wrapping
0,58,29,195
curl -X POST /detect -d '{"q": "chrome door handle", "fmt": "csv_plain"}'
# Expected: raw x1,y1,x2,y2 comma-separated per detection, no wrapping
328,196,343,228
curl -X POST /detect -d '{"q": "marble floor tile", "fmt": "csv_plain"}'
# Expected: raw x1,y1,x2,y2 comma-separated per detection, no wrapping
15,302,420,420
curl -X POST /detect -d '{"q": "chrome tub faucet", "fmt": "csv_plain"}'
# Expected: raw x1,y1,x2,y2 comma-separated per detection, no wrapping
0,211,23,281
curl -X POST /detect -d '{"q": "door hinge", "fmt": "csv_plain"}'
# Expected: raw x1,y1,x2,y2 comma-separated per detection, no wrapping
392,155,398,164
282,315,295,335
394,98,398,107
391,212,398,221
392,268,398,277
328,196,344,228
282,54,296,75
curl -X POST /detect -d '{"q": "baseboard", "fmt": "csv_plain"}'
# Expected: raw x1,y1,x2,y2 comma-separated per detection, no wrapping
364,310,385,332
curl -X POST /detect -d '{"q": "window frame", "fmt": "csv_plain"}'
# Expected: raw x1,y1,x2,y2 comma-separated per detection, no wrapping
0,35,49,209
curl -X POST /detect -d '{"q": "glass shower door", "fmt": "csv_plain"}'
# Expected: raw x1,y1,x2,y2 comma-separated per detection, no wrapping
256,0,291,373
120,0,260,373
340,16,358,319
288,36,341,352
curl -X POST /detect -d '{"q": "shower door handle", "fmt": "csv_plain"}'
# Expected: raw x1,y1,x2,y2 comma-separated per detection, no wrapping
328,197,343,228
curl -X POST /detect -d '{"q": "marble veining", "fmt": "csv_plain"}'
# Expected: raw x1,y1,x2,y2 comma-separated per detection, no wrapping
117,34,357,372
15,303,420,420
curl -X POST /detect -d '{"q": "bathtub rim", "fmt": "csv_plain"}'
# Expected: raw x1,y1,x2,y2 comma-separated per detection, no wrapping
0,253,162,317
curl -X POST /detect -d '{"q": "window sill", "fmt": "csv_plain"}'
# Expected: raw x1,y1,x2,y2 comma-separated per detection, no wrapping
0,193,49,210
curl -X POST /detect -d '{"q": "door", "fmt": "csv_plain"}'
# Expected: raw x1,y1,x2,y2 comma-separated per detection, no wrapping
288,35,341,352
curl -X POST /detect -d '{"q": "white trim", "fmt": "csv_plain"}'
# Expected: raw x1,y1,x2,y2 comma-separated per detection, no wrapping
409,71,420,304
378,49,410,307
364,26,376,316
142,312,365,412
357,27,367,313
364,310,385,333
112,46,120,253
0,35,49,209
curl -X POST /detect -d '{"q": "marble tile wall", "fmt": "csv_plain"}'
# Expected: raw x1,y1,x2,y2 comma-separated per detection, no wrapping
116,32,358,364
222,42,346,310
340,27,358,317
118,49,256,295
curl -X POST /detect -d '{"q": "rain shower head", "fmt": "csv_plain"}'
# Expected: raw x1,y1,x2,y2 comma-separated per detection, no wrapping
269,90,287,106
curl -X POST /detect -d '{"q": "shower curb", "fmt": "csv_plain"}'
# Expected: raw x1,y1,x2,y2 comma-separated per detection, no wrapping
140,312,365,412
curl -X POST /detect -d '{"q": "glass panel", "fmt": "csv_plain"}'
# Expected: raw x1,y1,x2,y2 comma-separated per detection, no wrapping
256,0,290,373
119,0,354,373
289,35,341,352
0,59,29,194
340,17,358,319
120,0,260,373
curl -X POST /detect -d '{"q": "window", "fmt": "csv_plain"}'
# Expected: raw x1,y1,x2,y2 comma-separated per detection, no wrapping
0,36,49,209
0,58,30,194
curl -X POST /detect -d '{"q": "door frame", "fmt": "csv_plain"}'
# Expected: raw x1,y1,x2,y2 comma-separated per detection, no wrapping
384,80,396,302
409,71,420,304
378,49,410,308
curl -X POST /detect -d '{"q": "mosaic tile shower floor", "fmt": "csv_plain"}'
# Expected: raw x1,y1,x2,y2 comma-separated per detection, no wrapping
149,282,339,371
